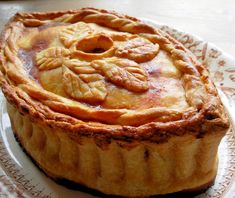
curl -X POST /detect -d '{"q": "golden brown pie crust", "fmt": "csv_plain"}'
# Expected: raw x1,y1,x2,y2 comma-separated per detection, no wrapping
0,8,230,197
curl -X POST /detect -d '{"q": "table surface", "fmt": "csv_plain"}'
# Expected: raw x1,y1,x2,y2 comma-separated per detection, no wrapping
0,0,235,197
0,0,235,57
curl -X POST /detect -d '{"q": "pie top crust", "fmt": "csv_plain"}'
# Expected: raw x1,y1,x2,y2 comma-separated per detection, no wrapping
0,8,229,143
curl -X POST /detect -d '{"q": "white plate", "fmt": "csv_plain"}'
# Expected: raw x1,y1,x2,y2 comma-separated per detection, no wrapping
0,20,235,198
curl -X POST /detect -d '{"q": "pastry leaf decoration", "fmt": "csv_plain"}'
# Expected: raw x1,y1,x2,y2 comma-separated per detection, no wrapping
115,37,159,63
64,59,97,74
36,47,71,71
62,63,107,103
36,21,153,104
36,46,149,103
60,22,93,48
92,58,149,92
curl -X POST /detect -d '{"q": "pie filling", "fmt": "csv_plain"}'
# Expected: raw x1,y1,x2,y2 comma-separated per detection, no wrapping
17,22,188,111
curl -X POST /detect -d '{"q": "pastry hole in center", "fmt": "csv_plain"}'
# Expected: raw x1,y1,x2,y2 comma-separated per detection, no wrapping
91,48,106,53
76,34,113,54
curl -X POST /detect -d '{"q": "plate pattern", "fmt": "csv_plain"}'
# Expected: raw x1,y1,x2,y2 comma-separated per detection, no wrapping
0,21,235,198
0,94,52,198
0,147,49,198
0,175,24,198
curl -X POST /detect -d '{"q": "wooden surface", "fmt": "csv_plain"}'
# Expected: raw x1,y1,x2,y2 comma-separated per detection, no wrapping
0,0,234,57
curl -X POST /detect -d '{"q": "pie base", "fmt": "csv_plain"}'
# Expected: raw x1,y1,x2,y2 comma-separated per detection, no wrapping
7,102,225,197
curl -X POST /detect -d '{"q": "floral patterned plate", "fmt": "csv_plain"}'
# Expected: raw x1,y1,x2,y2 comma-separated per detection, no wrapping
0,19,235,198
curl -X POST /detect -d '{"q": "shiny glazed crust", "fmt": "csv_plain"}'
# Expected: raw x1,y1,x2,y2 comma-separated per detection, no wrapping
0,8,229,140
0,8,230,197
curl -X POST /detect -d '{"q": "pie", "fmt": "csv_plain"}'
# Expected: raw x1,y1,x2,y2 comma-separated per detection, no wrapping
0,8,230,197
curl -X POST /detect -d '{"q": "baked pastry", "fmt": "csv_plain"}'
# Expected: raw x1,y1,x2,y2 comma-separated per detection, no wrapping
0,8,230,197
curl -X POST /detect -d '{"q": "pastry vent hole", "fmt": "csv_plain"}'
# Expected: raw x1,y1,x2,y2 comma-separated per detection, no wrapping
76,34,113,54
90,48,106,53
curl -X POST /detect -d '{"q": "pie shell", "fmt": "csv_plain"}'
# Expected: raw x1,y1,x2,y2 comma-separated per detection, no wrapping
0,8,230,197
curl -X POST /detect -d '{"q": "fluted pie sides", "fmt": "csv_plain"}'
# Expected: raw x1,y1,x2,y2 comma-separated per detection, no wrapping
8,103,223,196
0,8,230,197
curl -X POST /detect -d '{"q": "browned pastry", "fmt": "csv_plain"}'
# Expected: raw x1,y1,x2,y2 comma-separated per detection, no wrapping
0,8,230,197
